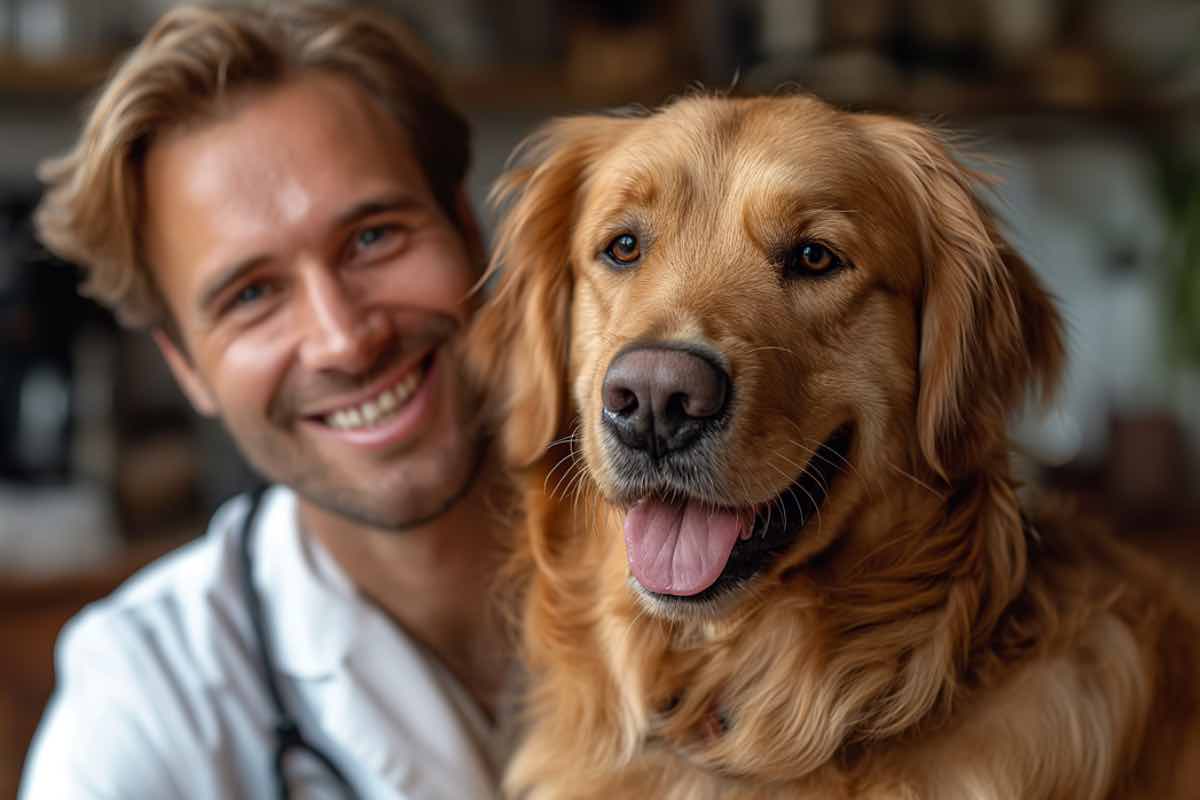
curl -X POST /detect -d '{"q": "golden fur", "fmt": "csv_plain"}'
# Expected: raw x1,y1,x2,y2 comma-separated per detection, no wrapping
467,94,1200,799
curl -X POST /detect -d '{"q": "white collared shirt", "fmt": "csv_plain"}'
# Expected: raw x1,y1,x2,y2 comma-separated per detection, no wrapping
19,486,504,799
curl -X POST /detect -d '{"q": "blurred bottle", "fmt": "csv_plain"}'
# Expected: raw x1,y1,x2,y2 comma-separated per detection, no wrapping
0,192,99,483
0,192,121,572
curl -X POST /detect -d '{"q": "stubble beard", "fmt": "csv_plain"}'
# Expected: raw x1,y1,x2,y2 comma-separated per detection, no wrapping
248,356,489,533
294,427,488,532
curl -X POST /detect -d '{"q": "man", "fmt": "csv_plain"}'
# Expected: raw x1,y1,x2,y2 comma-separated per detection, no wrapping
20,4,512,798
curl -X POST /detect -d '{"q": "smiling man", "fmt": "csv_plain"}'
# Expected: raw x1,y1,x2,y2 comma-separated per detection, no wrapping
20,4,511,799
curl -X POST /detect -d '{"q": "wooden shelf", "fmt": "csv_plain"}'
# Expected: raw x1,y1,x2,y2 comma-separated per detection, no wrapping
0,51,1187,125
0,53,115,95
0,53,680,110
445,63,689,114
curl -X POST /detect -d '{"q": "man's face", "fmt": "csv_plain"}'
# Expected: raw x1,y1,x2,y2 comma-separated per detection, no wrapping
144,74,483,529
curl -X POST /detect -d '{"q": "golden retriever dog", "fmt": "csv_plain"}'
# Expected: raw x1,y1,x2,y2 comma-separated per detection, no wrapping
466,94,1200,799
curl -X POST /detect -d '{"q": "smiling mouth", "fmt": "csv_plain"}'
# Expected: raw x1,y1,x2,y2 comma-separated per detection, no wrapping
318,352,435,431
622,424,854,602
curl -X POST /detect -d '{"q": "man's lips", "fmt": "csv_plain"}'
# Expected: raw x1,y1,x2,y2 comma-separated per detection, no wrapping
301,350,435,425
296,350,442,451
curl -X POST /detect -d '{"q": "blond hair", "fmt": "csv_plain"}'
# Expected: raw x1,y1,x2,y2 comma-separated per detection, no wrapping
36,2,470,327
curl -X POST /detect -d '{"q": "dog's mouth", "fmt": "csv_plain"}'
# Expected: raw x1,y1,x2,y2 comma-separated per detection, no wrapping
622,424,854,601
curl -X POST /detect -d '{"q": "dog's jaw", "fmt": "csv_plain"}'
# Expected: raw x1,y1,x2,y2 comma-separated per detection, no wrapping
605,422,856,616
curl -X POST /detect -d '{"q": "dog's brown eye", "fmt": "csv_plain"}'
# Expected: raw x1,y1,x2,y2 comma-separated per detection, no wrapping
785,242,843,277
605,233,642,267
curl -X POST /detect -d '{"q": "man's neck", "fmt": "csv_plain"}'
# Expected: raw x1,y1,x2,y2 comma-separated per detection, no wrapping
295,458,514,720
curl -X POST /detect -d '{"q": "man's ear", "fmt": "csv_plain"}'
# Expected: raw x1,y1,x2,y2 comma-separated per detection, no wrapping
153,328,219,417
464,115,632,469
860,116,1065,480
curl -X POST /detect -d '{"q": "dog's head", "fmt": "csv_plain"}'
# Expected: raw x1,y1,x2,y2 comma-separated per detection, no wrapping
470,95,1063,618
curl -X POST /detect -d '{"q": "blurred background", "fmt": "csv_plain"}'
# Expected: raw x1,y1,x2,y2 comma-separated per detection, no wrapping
1,0,1198,792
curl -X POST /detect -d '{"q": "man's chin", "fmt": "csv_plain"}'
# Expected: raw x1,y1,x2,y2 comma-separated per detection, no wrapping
297,434,488,532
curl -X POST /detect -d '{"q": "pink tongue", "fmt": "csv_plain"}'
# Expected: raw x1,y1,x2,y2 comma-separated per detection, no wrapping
623,498,746,596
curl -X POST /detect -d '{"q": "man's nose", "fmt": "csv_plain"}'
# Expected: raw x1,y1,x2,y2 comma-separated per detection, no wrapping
298,267,389,372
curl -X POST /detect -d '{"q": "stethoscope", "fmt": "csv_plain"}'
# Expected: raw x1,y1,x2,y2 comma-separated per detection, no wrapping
238,485,361,800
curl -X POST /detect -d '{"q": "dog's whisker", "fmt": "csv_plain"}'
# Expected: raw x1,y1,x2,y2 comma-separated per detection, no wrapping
773,447,832,497
733,471,757,515
768,444,834,506
565,466,590,513
787,477,824,540
579,486,604,535
559,449,590,513
757,476,775,537
885,460,946,501
543,424,585,496
546,426,582,450
549,460,582,503
780,432,846,481
786,422,879,503
545,446,584,498
766,456,824,537
745,344,798,358
811,436,858,477
766,461,800,534
783,422,856,480
547,467,573,502
570,466,597,517
551,446,587,503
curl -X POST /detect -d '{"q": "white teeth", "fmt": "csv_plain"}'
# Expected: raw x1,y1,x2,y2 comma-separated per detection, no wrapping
323,364,425,431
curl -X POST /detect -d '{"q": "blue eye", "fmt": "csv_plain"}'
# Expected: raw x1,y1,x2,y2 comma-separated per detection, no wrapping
233,282,269,306
355,225,398,250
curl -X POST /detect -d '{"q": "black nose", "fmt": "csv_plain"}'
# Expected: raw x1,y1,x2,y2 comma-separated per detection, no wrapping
602,345,729,457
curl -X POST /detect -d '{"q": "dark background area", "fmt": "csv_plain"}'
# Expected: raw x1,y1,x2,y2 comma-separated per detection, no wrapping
1,0,1198,794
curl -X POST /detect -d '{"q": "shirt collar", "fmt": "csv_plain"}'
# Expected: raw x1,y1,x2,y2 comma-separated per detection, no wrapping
252,486,364,679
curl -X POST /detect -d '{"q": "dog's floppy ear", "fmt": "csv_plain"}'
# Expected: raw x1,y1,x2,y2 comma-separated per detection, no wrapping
467,115,630,468
863,117,1065,480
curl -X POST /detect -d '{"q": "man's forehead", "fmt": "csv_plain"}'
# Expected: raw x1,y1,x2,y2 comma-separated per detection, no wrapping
156,75,422,188
145,75,439,246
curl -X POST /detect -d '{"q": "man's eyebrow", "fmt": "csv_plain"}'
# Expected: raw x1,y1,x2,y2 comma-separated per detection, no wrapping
333,192,426,229
197,255,270,315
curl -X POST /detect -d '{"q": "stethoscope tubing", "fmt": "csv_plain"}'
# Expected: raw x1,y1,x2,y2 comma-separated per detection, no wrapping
238,486,361,799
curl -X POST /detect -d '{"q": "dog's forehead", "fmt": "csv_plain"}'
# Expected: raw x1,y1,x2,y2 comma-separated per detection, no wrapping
583,96,885,216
